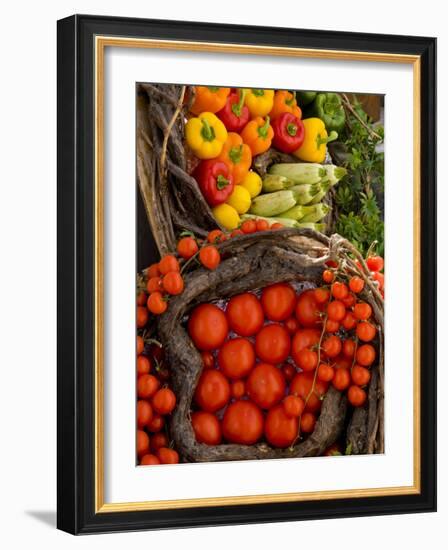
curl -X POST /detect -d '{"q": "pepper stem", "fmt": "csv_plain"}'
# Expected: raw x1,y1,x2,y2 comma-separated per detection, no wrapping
201,118,216,142
316,130,338,147
286,123,297,137
257,116,271,139
231,89,247,118
216,174,230,190
229,145,243,164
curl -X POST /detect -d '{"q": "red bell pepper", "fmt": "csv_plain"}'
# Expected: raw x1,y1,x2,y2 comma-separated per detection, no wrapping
216,89,250,133
271,112,305,154
193,160,234,207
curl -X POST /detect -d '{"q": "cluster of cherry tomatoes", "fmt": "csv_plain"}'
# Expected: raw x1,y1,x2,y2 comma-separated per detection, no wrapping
186,256,383,449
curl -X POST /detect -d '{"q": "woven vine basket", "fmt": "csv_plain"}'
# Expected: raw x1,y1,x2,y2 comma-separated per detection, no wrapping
136,84,384,461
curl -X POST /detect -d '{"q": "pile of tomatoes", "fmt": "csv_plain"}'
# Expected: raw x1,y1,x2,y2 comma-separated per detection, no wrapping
187,262,382,449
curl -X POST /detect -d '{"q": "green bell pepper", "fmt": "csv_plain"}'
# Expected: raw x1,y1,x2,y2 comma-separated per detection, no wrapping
295,90,317,107
309,92,346,133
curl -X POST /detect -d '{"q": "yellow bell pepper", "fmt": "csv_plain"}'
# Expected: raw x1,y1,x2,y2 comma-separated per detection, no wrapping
185,112,228,159
244,89,274,117
212,203,240,230
226,185,252,214
293,118,338,163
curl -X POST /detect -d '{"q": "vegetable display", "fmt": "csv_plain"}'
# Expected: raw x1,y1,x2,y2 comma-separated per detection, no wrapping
135,83,385,466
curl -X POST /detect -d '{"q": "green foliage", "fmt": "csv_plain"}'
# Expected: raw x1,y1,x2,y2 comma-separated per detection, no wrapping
334,97,384,257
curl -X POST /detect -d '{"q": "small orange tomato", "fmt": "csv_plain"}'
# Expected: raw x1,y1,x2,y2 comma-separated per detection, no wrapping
137,306,149,328
147,414,165,432
354,302,372,321
147,263,160,278
207,229,227,244
241,219,257,234
332,368,351,391
152,388,176,415
199,245,221,270
349,276,365,294
147,276,162,293
326,300,346,322
342,293,356,308
356,321,376,342
317,363,335,382
324,318,340,333
192,411,222,445
342,312,357,331
231,380,246,399
158,255,180,275
200,351,214,369
140,454,160,465
256,219,269,231
342,339,356,358
137,374,160,399
151,432,169,451
322,269,334,283
136,335,145,355
230,229,244,237
162,272,184,295
356,344,376,367
137,400,153,428
177,236,198,259
137,291,147,306
366,255,384,272
283,395,305,418
314,287,330,304
157,447,179,464
322,335,342,358
331,282,348,300
348,385,367,407
300,412,316,433
271,222,284,230
351,365,371,386
295,348,318,371
137,430,150,457
147,292,168,315
372,271,385,290
137,355,151,376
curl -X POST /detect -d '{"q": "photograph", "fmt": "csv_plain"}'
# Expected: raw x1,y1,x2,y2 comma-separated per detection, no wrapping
135,84,385,465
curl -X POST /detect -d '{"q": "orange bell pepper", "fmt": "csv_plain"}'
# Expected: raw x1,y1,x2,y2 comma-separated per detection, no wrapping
269,90,302,121
240,116,274,156
190,86,231,115
217,132,252,184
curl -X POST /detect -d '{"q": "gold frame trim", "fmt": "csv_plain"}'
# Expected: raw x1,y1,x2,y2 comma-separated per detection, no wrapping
94,36,421,513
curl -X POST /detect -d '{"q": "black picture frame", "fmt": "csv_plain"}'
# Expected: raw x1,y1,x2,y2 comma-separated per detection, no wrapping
57,14,436,535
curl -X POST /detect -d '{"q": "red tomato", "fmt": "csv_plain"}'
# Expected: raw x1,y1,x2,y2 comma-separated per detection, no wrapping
326,300,346,322
152,388,176,415
333,354,352,369
140,454,160,465
157,447,179,464
256,219,269,231
199,245,221,270
372,271,385,290
217,337,255,379
265,404,299,448
349,276,365,294
200,351,214,369
162,272,184,295
356,344,376,366
348,385,367,407
247,363,286,409
300,412,316,433
192,411,222,445
331,282,348,300
194,369,230,412
137,374,160,399
295,290,321,327
241,219,257,234
137,335,144,355
342,339,356,358
356,322,377,342
137,355,151,376
230,229,244,237
147,414,165,432
207,229,227,244
317,363,335,382
147,276,162,294
177,236,199,259
342,312,356,331
366,255,384,272
282,363,297,382
147,292,167,315
283,395,305,418
332,368,351,391
158,255,180,275
137,306,149,327
261,283,297,321
322,335,342,358
231,379,246,399
322,270,334,283
147,263,160,279
137,430,150,457
295,348,318,371
324,318,340,333
222,401,264,444
150,432,169,451
290,372,328,413
137,400,153,428
354,302,372,321
314,287,330,304
342,293,356,308
291,328,320,365
255,324,291,364
351,365,371,386
284,316,300,334
271,222,284,230
188,304,228,350
137,291,147,306
226,293,264,337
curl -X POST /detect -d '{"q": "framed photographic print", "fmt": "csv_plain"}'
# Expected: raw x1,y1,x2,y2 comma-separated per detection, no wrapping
57,15,436,534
